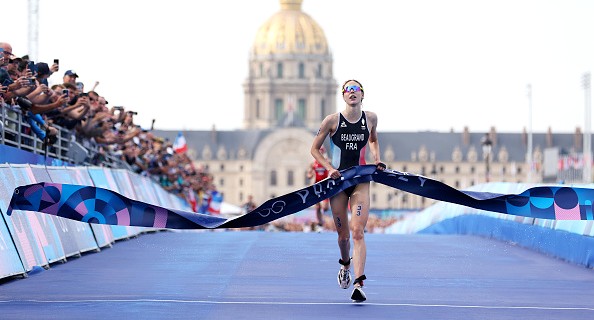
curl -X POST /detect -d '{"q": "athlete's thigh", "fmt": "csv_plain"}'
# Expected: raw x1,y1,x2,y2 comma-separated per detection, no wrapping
349,183,370,227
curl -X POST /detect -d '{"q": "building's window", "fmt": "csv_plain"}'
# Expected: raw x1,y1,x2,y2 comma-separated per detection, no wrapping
455,180,460,188
220,164,224,171
421,166,426,175
402,194,407,203
239,192,243,202
275,99,283,120
255,99,260,119
430,165,437,175
287,170,294,186
470,166,475,174
403,165,407,172
298,62,305,78
372,193,376,203
270,170,277,186
321,99,326,117
259,63,264,77
317,63,322,78
219,178,224,186
298,99,306,120
518,167,522,174
277,62,283,78
239,178,243,186
240,165,244,171
439,166,444,174
502,166,506,174
455,166,460,173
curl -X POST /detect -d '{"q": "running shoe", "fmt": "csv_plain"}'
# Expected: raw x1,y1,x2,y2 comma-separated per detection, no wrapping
351,284,367,302
337,267,351,289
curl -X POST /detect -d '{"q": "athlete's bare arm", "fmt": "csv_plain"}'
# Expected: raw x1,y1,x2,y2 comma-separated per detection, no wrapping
366,111,381,165
311,113,340,178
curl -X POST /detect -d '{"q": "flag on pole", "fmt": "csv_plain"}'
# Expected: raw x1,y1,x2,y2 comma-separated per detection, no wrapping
173,132,188,154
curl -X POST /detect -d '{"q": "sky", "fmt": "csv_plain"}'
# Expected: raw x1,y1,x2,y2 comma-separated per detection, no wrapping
3,0,594,133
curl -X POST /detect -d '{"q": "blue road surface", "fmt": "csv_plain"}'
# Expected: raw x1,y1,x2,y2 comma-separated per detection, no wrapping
0,231,593,319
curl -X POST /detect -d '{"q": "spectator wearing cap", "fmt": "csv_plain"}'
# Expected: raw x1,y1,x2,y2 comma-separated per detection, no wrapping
63,70,78,84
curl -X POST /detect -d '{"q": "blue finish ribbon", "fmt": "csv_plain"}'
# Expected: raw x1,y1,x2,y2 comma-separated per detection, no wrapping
6,165,593,229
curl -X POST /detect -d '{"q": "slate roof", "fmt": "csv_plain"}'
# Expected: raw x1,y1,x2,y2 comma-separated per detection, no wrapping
153,129,585,163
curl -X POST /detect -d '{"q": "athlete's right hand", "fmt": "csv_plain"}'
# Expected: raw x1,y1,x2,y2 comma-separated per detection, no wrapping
328,168,341,180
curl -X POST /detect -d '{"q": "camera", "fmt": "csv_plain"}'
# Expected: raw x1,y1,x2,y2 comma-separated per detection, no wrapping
127,111,138,115
15,96,33,110
53,59,59,65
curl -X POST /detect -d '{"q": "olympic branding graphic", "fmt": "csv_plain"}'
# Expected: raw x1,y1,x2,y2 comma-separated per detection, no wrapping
7,165,594,230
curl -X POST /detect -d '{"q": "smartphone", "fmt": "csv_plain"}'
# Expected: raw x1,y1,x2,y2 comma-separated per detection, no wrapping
28,78,36,85
76,82,84,91
1,78,12,86
53,59,59,65
62,89,69,96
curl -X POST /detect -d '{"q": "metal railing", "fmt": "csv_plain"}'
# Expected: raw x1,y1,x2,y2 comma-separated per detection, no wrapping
1,104,125,168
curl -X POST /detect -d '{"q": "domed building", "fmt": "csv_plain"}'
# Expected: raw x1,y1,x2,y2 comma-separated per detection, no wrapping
243,0,337,130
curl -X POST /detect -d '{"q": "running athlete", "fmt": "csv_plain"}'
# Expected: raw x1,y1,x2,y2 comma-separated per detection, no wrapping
310,79,384,303
307,146,330,231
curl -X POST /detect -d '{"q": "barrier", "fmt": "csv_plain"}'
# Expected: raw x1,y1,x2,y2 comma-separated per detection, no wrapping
0,211,25,278
420,215,594,268
44,166,100,254
0,159,192,281
0,165,48,271
87,167,143,240
10,165,66,263
385,182,594,268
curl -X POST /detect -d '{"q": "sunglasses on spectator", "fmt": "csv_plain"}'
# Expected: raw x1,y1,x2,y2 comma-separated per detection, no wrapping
342,85,363,94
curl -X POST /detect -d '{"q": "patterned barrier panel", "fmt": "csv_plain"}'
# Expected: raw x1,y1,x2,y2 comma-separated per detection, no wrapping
386,182,594,237
64,167,115,248
0,205,25,278
127,173,160,204
11,165,66,264
87,167,141,240
28,165,82,258
109,169,154,233
44,167,99,254
0,165,47,271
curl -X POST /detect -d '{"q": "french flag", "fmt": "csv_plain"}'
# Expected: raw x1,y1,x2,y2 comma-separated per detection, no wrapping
173,132,188,154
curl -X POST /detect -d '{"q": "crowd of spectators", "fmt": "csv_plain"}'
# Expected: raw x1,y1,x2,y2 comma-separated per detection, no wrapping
0,41,215,212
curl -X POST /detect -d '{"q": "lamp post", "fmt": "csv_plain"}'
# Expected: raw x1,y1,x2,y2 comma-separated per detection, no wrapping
481,133,493,183
527,84,533,183
583,72,591,183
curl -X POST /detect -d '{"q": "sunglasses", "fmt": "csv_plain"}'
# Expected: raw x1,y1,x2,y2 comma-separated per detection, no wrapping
342,85,362,94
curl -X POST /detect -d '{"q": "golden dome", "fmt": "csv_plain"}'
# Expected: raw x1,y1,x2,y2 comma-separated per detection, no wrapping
252,0,329,55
